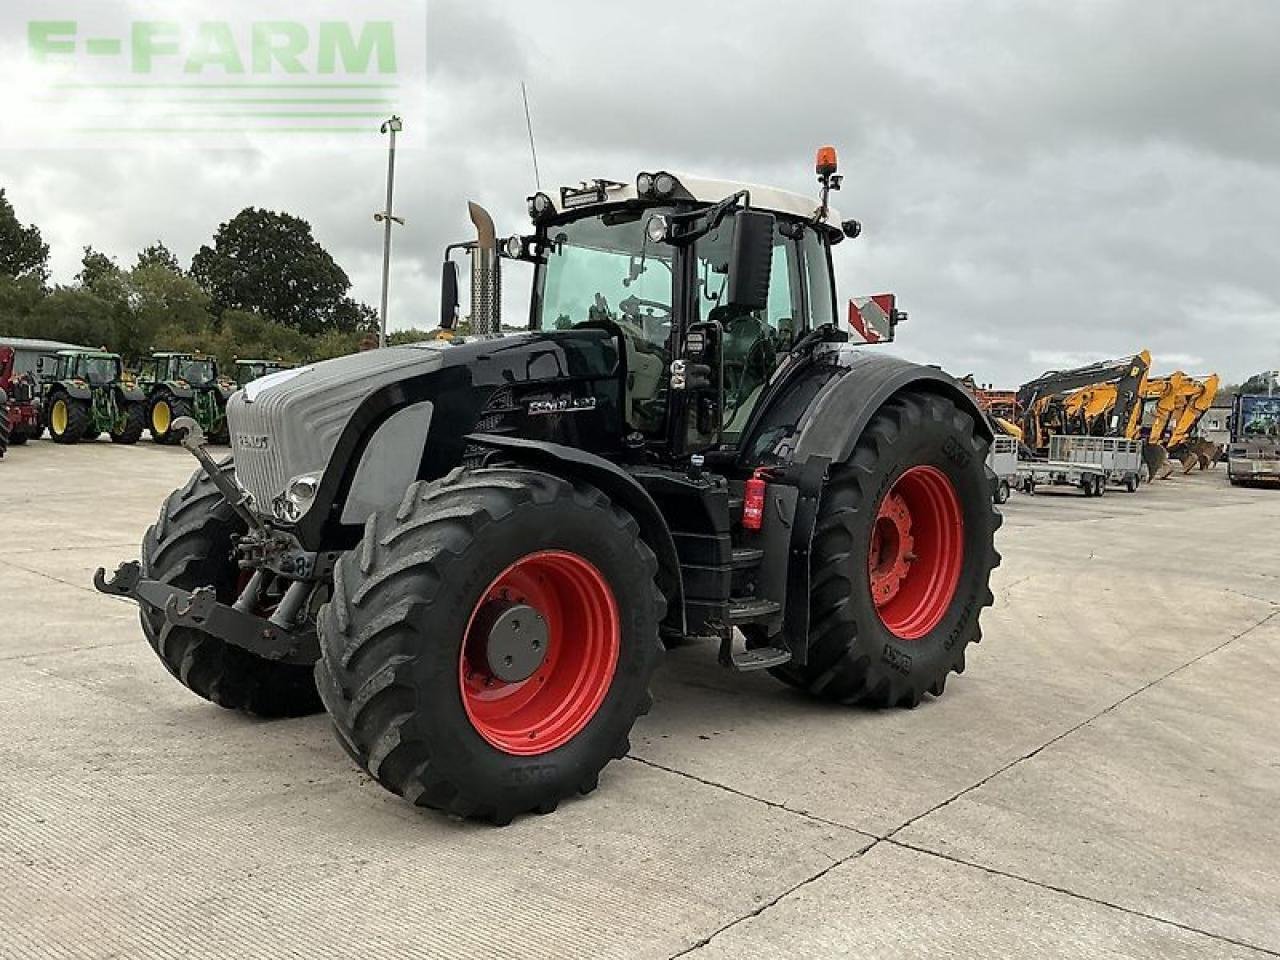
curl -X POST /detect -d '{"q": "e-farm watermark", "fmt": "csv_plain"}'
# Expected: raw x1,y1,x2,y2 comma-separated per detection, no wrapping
29,21,398,76
1,2,425,146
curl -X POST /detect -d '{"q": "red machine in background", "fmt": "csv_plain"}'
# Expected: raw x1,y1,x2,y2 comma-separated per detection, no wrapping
0,346,42,445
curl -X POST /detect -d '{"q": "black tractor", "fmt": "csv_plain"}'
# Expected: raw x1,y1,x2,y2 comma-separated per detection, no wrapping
98,149,1001,824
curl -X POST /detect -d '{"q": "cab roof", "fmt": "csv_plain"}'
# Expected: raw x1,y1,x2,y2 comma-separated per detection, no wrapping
57,349,118,359
547,173,842,227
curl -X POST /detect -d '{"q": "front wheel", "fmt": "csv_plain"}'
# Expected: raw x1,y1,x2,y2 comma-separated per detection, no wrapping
140,465,322,716
768,391,1001,707
315,468,665,823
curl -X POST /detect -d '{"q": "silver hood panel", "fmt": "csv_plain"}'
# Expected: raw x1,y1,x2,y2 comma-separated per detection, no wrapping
227,345,447,516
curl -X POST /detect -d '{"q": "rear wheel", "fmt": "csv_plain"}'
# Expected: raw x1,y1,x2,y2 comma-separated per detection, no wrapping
150,394,193,444
139,464,322,716
994,479,1010,504
315,467,665,823
48,394,90,444
768,392,1000,707
110,401,146,444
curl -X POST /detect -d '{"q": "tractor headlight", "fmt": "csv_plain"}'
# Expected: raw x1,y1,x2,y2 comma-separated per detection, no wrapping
527,192,554,222
652,172,678,198
503,235,525,259
636,172,655,196
274,473,320,522
287,473,319,505
646,214,670,244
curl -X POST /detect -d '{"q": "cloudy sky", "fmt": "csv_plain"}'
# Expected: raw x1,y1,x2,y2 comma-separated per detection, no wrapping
2,0,1277,387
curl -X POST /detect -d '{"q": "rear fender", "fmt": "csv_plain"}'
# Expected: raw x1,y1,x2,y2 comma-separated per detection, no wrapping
164,382,196,400
791,353,991,464
465,434,686,634
118,384,145,404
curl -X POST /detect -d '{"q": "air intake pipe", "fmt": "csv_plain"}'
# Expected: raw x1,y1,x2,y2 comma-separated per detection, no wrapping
468,201,501,336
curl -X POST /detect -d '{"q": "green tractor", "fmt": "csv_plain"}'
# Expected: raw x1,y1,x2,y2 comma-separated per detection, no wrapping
233,358,294,388
139,352,234,445
40,350,147,444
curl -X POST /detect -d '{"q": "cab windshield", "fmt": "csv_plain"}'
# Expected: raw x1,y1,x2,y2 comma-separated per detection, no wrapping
533,208,675,433
237,364,267,386
178,359,215,384
78,356,120,384
1240,396,1280,437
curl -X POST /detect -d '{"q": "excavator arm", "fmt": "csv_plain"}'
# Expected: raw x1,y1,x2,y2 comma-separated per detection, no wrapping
1018,351,1151,454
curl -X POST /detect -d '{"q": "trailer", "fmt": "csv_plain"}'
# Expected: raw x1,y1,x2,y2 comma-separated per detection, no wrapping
1017,457,1109,497
1050,435,1142,492
987,434,1018,503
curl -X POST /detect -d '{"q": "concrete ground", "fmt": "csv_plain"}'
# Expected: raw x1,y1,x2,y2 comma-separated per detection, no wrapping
1,439,1277,959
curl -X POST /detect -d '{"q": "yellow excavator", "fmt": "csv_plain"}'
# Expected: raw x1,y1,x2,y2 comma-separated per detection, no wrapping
1165,374,1221,471
1137,373,1221,477
1018,351,1151,456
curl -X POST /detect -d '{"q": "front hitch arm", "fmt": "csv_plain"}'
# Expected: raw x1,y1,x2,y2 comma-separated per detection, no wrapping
171,416,265,534
93,561,318,664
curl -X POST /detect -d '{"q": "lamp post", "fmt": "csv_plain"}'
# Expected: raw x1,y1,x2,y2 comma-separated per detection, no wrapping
375,115,405,349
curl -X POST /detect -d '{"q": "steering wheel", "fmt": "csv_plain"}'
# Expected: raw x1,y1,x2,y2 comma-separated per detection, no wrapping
619,295,672,320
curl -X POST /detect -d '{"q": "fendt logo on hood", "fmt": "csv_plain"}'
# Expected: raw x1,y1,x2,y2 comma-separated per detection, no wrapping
236,434,271,450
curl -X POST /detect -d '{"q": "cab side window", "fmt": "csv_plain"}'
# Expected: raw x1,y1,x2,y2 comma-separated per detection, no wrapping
695,220,807,442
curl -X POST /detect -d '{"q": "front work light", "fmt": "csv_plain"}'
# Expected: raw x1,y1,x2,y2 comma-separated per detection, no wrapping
646,214,670,244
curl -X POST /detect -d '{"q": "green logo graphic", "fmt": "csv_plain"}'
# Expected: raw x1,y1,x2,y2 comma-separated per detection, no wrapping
9,4,423,141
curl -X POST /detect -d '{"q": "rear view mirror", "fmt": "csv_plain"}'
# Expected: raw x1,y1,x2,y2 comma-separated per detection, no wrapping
726,209,775,312
441,260,460,331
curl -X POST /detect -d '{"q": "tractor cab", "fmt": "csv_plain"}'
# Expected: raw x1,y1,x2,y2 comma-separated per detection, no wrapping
141,352,220,389
234,359,293,388
44,349,124,387
442,154,876,462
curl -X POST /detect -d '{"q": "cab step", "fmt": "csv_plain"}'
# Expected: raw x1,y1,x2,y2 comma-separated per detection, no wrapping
730,645,792,671
726,597,781,625
731,547,765,569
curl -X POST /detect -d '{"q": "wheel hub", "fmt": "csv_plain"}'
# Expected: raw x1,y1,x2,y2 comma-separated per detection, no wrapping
459,550,620,756
869,492,915,606
479,602,549,682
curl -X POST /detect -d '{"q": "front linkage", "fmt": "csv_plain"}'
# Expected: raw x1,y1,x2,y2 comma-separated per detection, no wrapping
95,418,332,666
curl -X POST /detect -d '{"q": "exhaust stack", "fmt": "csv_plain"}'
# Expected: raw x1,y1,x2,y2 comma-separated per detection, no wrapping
468,202,501,336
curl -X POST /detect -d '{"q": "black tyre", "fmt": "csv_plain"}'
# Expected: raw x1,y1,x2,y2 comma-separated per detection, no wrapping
1125,474,1138,493
139,464,322,717
110,401,146,444
150,394,193,444
766,392,1001,707
48,394,90,444
0,394,9,458
994,479,1011,504
316,467,665,824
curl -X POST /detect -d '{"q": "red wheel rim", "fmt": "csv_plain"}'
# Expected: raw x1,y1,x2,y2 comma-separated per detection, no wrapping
459,550,620,756
868,465,965,640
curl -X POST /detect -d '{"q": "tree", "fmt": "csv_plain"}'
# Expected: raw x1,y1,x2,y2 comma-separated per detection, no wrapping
122,265,215,361
27,288,116,348
136,241,183,274
190,207,362,337
77,246,121,290
0,189,49,284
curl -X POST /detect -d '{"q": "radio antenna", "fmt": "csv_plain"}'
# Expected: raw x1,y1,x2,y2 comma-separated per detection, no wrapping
521,81,542,191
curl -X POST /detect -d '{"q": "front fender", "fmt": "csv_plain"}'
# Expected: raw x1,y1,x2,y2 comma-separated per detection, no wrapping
791,351,990,464
118,385,145,403
466,434,685,634
56,381,91,401
165,382,195,399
